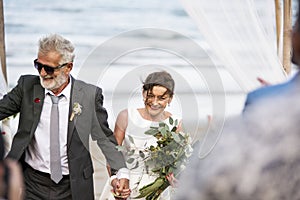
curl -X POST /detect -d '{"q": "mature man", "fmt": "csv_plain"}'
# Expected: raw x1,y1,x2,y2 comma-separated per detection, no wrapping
0,34,130,199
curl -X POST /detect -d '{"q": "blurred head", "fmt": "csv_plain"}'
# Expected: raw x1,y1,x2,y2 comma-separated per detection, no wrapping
142,71,174,118
176,90,300,200
291,0,300,65
35,34,75,94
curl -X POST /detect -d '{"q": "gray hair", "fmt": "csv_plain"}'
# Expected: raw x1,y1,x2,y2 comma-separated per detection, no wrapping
38,34,75,64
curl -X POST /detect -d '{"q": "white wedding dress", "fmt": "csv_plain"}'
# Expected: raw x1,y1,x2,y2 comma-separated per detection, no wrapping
99,108,179,200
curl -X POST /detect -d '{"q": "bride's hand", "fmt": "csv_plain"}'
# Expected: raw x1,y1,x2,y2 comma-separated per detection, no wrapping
166,173,178,187
111,178,131,199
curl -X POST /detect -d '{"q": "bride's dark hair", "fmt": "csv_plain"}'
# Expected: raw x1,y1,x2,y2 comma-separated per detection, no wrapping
142,71,175,97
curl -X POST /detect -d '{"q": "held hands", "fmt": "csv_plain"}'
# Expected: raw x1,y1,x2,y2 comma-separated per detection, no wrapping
111,177,131,199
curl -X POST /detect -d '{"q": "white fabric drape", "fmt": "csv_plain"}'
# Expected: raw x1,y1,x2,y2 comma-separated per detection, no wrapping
180,0,287,92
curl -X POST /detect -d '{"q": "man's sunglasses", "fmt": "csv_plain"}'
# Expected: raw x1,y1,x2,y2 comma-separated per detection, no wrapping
34,59,68,75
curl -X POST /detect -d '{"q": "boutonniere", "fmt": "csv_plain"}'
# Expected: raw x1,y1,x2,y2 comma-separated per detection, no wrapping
70,102,82,121
34,98,41,103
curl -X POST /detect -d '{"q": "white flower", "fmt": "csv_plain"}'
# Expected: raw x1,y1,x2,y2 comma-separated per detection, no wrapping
70,102,82,121
185,144,193,157
180,164,186,171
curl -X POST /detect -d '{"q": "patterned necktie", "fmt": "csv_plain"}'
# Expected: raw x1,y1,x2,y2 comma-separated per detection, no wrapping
49,94,63,183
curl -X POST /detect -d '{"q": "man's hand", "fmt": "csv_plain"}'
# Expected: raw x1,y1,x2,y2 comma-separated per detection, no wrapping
111,178,130,199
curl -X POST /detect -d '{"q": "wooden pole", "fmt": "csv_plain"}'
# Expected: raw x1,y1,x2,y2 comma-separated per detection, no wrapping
274,0,281,55
282,0,292,74
0,0,7,83
0,0,11,156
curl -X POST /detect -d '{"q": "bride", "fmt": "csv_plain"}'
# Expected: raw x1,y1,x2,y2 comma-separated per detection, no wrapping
100,71,181,200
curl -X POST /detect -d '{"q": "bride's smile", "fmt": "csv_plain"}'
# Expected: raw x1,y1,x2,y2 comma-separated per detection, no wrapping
142,85,172,121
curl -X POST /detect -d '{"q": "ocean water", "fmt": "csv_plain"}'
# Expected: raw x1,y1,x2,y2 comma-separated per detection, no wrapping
3,0,247,123
3,0,202,76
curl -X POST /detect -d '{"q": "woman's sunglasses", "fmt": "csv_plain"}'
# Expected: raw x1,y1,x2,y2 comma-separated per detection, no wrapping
34,59,68,75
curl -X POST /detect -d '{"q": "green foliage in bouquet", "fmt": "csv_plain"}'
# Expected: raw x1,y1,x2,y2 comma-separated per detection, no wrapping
132,117,193,200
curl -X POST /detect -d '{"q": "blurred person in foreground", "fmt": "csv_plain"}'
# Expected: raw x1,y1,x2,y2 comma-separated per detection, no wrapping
0,34,130,200
175,1,300,200
0,132,24,200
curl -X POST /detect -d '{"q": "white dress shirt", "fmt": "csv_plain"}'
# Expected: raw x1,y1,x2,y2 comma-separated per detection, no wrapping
25,81,71,175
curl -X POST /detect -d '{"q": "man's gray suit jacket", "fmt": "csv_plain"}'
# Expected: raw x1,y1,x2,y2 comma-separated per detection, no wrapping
0,75,126,200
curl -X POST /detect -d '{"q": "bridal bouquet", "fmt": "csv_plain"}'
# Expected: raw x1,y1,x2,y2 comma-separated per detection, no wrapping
134,117,193,200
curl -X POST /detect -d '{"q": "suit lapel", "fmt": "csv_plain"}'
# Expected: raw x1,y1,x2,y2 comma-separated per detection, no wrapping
32,84,45,135
67,78,84,147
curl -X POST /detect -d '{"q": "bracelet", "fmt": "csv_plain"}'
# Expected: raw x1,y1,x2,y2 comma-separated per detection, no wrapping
110,175,117,186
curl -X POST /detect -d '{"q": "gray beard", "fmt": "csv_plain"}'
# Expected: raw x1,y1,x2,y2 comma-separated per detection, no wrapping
40,73,67,91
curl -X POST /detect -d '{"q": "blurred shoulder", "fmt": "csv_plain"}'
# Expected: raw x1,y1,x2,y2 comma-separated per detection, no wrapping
245,81,290,109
